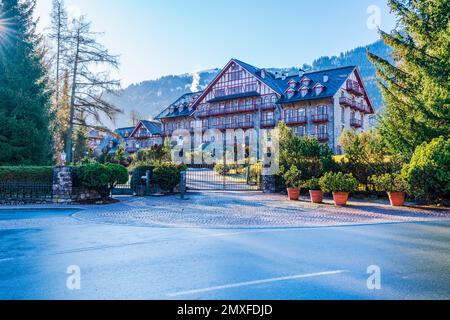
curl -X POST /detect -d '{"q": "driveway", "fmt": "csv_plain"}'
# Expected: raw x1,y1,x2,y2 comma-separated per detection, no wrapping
0,192,449,300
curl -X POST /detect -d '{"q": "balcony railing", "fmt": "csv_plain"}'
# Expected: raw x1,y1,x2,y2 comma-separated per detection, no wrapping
346,80,364,96
339,97,352,107
312,114,329,123
259,103,277,111
260,119,276,128
350,118,363,128
284,116,307,125
197,104,258,118
209,122,254,130
314,133,329,142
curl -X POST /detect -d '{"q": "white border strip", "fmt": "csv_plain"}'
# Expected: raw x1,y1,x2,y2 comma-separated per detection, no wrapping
167,270,348,297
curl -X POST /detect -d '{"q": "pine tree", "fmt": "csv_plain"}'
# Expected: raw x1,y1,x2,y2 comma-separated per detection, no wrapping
53,71,70,153
0,0,53,165
368,0,450,159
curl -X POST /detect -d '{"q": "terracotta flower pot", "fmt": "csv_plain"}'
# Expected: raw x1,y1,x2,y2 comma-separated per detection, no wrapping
388,192,406,207
287,188,300,201
309,190,324,204
332,192,350,206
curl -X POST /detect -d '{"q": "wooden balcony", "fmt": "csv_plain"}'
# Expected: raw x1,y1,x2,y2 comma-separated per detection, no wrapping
350,118,363,128
312,114,329,123
339,97,352,107
284,116,307,126
209,122,254,130
346,80,364,96
259,103,277,111
314,133,329,142
197,104,258,118
260,119,276,128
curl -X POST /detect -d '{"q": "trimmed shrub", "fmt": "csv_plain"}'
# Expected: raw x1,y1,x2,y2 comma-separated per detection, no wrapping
0,166,53,183
369,173,408,193
303,178,321,191
319,172,358,193
74,163,128,197
402,137,450,204
153,163,181,193
283,165,303,189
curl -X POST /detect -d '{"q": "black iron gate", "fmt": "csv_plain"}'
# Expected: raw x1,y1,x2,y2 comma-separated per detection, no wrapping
186,163,261,191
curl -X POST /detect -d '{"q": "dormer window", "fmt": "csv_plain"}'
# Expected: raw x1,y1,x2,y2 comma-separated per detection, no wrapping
314,84,325,96
300,86,309,98
178,105,184,112
286,88,295,99
302,77,311,86
169,106,175,113
288,79,297,89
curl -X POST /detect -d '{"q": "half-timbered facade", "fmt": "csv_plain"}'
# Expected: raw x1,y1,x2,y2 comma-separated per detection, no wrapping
156,58,375,155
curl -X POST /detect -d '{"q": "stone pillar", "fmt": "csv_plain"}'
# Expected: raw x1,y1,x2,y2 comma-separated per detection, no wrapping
52,166,73,204
262,175,277,194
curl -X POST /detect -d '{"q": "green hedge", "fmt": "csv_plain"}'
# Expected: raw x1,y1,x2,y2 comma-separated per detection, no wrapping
0,166,53,183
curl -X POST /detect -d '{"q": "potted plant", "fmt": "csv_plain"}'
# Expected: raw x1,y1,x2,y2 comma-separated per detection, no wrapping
304,178,323,204
283,165,303,201
369,173,408,206
319,172,358,206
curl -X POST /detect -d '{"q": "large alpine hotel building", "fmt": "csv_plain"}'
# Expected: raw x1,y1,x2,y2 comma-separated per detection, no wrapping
155,58,374,155
103,59,374,156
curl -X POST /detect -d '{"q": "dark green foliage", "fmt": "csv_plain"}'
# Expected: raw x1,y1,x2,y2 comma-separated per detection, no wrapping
278,122,335,184
402,137,450,204
0,166,53,183
0,0,53,165
153,163,181,193
338,129,402,189
369,173,408,193
74,162,128,197
130,164,155,192
368,0,450,158
283,166,303,189
319,172,359,193
303,178,321,191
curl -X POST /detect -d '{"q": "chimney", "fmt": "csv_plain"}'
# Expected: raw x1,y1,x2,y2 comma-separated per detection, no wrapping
299,68,305,78
261,68,266,79
323,74,329,83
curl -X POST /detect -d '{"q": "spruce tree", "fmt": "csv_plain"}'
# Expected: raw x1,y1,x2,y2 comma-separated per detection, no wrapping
368,0,450,159
0,0,53,165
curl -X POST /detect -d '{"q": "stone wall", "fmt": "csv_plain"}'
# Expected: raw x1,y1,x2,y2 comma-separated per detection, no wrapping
52,166,73,203
52,166,102,204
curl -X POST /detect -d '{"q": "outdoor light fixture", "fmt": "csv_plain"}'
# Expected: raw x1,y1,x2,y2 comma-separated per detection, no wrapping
60,151,67,163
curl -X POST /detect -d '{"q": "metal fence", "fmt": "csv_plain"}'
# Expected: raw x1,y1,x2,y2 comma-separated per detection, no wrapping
186,164,261,191
0,182,53,201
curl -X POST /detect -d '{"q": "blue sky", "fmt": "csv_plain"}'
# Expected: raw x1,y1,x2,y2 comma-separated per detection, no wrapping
35,0,396,86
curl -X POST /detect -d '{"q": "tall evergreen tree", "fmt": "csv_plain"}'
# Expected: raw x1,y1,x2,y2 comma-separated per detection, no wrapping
0,0,53,165
368,0,450,159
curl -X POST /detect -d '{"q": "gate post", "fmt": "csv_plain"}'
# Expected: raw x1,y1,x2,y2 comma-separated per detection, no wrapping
180,171,186,199
262,174,277,194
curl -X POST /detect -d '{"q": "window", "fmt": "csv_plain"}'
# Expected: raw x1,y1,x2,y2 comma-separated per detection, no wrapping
317,105,327,115
287,90,295,99
302,78,311,86
246,114,252,124
245,83,257,92
271,95,277,103
293,126,306,137
228,86,242,95
215,89,226,97
315,85,324,95
300,87,308,97
341,106,345,123
317,124,327,135
229,71,243,81
284,109,292,122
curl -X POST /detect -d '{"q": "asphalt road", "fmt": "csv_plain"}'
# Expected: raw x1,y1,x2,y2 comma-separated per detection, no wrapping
0,208,449,300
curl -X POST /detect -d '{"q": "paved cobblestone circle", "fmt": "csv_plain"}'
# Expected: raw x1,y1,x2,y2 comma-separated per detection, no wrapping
73,192,450,229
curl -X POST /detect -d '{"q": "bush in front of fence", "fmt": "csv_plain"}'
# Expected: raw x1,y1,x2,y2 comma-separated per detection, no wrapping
152,163,185,193
74,163,128,198
0,166,53,183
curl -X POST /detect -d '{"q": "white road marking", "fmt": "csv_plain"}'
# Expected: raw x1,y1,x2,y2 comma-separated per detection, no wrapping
167,270,348,297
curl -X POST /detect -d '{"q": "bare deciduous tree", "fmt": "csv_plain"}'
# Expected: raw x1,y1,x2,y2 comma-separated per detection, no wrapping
64,16,122,162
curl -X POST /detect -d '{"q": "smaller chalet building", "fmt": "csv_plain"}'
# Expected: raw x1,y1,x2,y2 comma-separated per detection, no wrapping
156,59,375,155
126,120,163,153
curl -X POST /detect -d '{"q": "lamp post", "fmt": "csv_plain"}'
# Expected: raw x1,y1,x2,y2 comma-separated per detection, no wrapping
60,151,67,165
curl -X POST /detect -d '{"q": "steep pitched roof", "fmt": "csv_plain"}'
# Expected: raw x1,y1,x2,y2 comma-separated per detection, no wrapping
130,120,162,137
156,91,203,120
114,127,135,139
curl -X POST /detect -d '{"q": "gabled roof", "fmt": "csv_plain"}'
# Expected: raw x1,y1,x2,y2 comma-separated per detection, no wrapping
114,127,135,139
156,91,203,120
130,120,162,137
